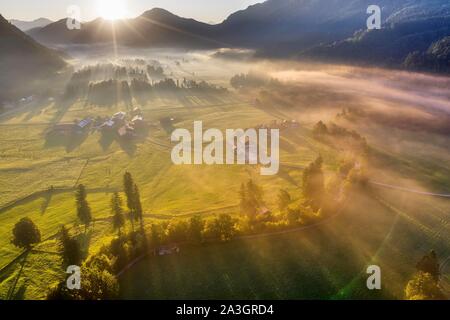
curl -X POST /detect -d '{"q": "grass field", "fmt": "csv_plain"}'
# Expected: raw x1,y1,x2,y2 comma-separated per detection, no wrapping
0,54,449,299
0,90,323,299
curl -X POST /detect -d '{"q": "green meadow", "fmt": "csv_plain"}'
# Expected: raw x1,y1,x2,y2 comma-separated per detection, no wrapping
0,59,449,300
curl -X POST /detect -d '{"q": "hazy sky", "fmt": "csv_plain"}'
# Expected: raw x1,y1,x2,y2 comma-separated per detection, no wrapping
2,0,265,23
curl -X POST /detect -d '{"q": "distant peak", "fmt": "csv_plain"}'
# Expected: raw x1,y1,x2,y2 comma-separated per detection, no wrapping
141,8,176,18
34,18,52,23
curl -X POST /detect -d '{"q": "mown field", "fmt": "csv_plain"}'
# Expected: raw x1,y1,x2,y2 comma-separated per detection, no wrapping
0,56,449,300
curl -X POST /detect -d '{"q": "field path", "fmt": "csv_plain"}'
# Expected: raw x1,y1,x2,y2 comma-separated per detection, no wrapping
369,181,450,198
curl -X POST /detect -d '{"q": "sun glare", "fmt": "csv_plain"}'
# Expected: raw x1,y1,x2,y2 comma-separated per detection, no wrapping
97,0,127,20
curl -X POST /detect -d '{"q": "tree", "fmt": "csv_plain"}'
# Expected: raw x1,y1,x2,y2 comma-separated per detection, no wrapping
123,172,135,211
286,208,301,225
47,255,119,300
11,217,41,249
80,254,119,300
239,180,264,219
247,179,263,205
312,121,328,138
150,223,164,247
47,281,78,300
211,214,236,242
405,272,446,300
111,192,125,236
60,225,82,267
167,220,188,243
416,250,440,281
133,184,144,229
123,172,136,229
188,215,205,243
302,156,325,209
75,184,92,232
80,267,119,300
80,266,119,300
277,189,291,212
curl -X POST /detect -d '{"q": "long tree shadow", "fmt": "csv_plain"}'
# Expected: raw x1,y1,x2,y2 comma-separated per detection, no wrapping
99,128,149,156
44,131,90,153
50,96,77,125
6,251,29,300
99,133,116,151
118,138,137,156
160,117,175,135
11,284,26,300
40,188,54,214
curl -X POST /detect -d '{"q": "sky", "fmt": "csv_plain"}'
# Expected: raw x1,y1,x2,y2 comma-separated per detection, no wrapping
1,0,265,24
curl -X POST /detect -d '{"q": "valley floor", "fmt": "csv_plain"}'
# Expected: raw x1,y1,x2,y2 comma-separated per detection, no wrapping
0,53,449,299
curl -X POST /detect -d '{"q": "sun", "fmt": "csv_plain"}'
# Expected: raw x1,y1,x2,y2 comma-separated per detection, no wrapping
97,0,127,20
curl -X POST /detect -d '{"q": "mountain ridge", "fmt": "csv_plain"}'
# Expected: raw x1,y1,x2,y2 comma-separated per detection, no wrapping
0,14,66,102
20,0,450,74
9,17,52,31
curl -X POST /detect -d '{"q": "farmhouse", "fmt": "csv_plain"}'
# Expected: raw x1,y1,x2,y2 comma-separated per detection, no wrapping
113,111,126,121
100,119,115,128
171,121,280,176
77,118,92,130
20,95,34,104
96,111,147,138
131,107,142,116
155,245,180,256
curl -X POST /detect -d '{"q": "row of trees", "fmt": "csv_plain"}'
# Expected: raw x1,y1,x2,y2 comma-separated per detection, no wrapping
64,62,226,106
122,172,144,230
47,172,145,299
235,151,370,233
312,121,369,156
87,80,132,107
403,36,450,74
147,213,238,247
230,72,281,90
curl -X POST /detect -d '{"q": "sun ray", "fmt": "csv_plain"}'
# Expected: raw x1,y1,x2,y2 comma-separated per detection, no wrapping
97,0,127,21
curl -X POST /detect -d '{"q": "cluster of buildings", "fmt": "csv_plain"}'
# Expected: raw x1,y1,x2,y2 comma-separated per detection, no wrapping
47,108,147,139
255,119,299,130
97,108,147,139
